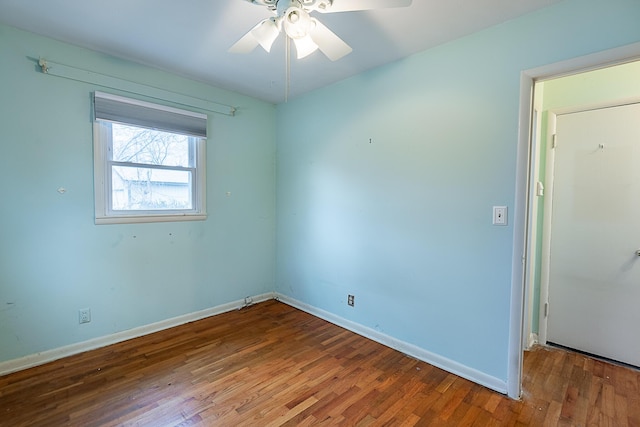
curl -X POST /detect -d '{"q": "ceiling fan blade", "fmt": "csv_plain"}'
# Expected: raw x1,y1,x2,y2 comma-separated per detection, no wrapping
308,19,352,61
228,18,280,54
316,0,412,13
228,31,260,54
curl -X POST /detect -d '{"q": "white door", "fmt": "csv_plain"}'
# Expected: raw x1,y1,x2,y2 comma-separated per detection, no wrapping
547,102,640,367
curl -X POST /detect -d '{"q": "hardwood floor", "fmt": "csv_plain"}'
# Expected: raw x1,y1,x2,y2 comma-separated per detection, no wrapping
1,300,638,426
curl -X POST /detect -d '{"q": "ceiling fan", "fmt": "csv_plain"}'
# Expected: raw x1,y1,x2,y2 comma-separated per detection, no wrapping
229,0,413,61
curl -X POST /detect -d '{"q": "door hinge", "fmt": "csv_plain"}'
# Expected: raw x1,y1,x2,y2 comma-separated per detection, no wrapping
551,134,557,149
544,302,549,317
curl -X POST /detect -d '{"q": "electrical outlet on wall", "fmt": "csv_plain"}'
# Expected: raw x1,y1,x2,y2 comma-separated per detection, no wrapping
347,295,355,307
79,308,91,324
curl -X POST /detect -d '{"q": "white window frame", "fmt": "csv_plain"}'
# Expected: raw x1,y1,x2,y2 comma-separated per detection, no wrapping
93,92,207,224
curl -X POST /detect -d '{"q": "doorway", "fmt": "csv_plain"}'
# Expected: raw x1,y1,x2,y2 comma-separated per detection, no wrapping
522,59,640,378
508,43,640,399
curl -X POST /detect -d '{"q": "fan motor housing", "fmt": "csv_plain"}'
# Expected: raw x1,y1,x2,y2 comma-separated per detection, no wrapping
244,0,332,12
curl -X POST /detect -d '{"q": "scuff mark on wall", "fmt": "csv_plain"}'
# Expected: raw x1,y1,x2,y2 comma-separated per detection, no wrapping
1,302,16,312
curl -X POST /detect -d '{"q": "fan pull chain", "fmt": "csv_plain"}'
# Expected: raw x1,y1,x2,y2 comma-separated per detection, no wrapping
285,36,291,103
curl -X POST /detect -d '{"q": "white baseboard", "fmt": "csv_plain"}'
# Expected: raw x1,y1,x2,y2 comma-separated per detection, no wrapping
2,291,508,396
275,293,508,395
0,292,274,377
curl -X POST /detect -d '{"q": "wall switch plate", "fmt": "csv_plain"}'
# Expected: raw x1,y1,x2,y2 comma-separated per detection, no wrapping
79,308,91,324
493,206,508,226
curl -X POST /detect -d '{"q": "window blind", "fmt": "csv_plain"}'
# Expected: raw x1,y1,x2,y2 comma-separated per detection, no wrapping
94,91,207,138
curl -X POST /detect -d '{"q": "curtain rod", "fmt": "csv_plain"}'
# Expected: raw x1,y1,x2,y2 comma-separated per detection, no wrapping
32,57,236,117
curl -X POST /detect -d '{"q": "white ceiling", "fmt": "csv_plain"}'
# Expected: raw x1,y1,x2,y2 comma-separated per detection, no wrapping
0,0,562,104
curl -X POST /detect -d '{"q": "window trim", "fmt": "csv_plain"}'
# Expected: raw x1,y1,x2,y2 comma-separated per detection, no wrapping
93,93,207,225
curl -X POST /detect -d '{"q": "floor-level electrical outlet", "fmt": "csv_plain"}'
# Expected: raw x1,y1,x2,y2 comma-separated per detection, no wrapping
79,308,91,324
347,295,355,307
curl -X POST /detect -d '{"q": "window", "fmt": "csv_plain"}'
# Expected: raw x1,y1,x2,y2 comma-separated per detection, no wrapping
93,92,207,224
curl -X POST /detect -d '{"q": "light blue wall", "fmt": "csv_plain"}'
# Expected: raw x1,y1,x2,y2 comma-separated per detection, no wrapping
275,0,640,382
0,25,276,362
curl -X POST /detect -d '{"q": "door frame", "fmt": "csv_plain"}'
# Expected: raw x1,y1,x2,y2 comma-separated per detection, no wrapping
509,41,640,399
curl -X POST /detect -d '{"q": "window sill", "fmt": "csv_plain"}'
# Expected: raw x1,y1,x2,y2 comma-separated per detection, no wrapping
95,213,207,225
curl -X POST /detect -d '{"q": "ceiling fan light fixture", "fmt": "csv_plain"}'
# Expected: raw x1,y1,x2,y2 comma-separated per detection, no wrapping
251,17,281,52
293,34,319,58
283,6,314,40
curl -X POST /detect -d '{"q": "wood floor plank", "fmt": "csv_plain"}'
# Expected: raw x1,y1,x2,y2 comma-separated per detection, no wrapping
1,300,639,426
